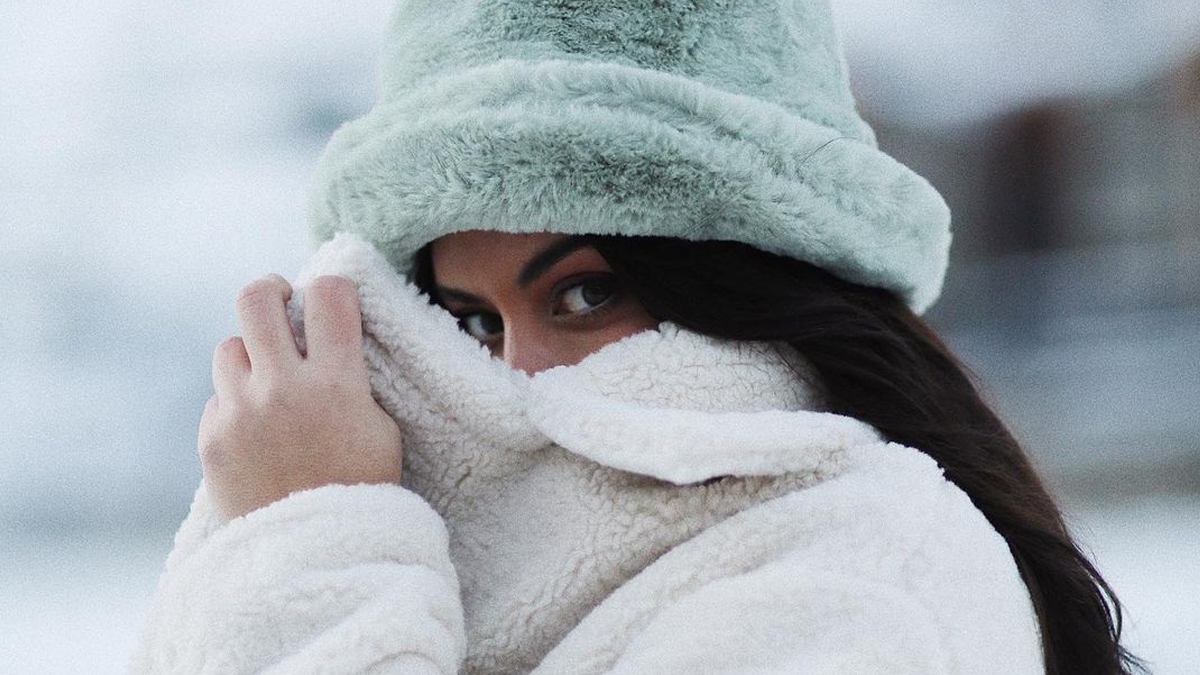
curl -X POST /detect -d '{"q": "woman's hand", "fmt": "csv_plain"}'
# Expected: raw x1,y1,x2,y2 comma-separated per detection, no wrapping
198,273,403,522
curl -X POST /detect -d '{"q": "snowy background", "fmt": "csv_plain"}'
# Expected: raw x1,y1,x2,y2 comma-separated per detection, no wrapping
2,1,1198,673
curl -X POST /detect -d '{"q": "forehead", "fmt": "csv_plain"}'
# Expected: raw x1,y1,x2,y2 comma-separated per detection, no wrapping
430,230,566,276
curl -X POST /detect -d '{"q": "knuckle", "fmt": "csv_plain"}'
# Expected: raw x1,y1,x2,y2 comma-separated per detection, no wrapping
312,371,352,399
237,280,273,306
214,335,244,356
237,274,291,305
309,275,356,302
308,364,368,405
197,433,225,466
251,372,294,407
199,396,220,431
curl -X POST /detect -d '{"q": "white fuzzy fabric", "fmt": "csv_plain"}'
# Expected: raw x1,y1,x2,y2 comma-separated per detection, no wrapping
128,233,1043,674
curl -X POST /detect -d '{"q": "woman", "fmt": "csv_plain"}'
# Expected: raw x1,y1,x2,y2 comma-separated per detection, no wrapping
129,0,1143,673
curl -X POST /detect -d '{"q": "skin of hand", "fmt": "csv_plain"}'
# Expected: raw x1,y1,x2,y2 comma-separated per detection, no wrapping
198,272,403,522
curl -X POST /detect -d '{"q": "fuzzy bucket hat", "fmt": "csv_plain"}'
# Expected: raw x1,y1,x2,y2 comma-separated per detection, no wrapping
306,0,952,313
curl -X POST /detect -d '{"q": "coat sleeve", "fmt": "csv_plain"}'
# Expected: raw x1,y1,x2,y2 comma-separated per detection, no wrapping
126,478,465,675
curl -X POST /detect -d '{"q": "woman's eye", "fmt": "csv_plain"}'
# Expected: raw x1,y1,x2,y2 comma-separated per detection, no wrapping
555,277,618,316
458,312,503,341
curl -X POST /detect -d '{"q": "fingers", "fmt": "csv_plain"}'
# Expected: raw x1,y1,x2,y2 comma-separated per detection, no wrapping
212,336,250,395
236,273,301,371
303,275,365,369
197,393,220,450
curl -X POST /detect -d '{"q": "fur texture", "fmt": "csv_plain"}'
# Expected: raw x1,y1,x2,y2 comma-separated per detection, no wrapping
306,0,953,313
129,233,1041,674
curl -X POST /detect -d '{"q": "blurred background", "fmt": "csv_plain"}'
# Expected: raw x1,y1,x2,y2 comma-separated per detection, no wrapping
1,1,1197,672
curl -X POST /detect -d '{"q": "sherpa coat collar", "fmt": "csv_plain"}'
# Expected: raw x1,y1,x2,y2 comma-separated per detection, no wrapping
292,233,881,484
288,233,885,673
129,232,1044,675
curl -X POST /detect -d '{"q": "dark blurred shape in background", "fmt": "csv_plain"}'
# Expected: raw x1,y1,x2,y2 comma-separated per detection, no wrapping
884,55,1200,499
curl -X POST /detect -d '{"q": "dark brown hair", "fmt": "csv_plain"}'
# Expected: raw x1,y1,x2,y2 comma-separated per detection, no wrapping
413,233,1146,675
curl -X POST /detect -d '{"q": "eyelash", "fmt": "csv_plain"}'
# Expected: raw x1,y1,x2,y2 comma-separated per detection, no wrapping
451,274,623,342
553,274,622,319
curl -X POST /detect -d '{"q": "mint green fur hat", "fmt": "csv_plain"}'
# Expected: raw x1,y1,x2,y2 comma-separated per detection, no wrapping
306,0,953,313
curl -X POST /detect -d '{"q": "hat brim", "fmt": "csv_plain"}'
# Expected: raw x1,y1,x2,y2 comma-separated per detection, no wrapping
307,59,951,313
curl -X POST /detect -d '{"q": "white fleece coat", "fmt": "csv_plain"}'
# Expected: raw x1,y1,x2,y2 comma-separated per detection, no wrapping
128,232,1044,675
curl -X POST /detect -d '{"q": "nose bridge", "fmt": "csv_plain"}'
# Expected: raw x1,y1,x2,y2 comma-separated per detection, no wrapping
503,319,559,376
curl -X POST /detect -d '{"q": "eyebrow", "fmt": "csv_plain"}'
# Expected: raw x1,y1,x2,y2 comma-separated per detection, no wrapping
434,236,591,304
516,236,590,288
436,287,485,305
